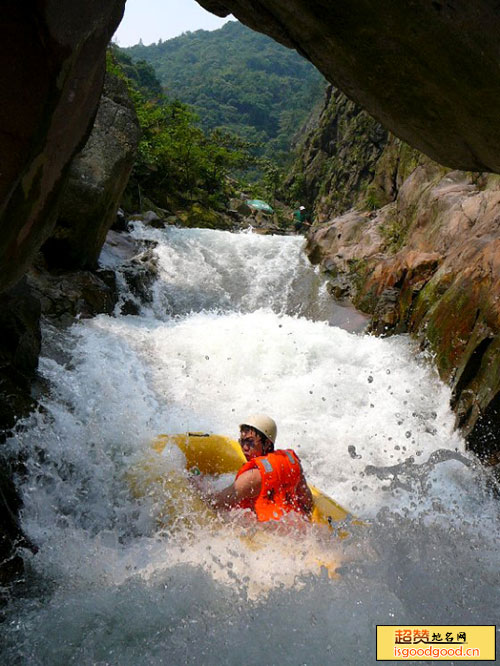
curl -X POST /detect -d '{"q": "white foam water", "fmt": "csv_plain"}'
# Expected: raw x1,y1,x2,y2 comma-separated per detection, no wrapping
2,225,499,664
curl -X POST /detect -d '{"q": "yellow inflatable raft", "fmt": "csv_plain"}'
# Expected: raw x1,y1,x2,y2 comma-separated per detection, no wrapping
129,432,358,535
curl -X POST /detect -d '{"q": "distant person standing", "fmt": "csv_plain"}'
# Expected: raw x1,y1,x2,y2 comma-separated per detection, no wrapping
195,415,313,522
293,205,311,233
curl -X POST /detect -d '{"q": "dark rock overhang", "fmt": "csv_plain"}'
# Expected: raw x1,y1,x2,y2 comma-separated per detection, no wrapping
0,1,125,294
197,0,500,173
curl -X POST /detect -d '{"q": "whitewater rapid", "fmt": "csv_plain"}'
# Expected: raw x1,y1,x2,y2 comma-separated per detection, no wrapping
2,225,499,664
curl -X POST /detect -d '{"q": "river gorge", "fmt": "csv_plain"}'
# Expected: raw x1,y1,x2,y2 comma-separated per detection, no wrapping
2,2,500,662
1,225,498,663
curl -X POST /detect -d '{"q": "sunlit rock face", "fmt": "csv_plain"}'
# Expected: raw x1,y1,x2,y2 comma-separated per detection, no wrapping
198,1,500,173
0,1,125,293
306,167,500,457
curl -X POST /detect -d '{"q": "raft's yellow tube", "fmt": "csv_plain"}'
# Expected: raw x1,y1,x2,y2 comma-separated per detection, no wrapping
127,433,364,579
131,433,359,532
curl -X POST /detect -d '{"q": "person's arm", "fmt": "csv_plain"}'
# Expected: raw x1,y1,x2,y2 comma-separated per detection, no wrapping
296,475,314,515
201,469,262,510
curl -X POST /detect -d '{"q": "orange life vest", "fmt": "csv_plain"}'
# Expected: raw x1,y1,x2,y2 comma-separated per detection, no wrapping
235,449,309,522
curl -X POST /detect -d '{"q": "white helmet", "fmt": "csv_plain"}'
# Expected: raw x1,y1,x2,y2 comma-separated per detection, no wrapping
239,414,277,444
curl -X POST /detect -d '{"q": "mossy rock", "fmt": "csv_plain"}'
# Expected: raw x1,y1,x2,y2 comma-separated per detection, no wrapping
416,276,482,381
180,204,233,230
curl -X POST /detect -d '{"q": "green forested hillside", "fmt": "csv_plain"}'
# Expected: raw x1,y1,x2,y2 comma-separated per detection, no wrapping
107,48,253,214
121,21,325,167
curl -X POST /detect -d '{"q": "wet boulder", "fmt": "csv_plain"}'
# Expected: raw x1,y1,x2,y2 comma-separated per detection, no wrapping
0,279,41,437
307,166,500,455
121,249,159,307
0,278,42,583
27,260,118,328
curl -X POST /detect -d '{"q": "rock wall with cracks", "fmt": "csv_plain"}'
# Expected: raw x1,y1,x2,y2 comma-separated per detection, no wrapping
42,71,140,271
306,164,500,461
0,0,125,294
280,74,500,461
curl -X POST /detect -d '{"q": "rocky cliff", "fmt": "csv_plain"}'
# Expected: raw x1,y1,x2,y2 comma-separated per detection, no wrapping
285,85,425,220
0,66,138,433
304,122,500,460
279,73,500,460
42,71,139,271
0,1,125,294
0,62,138,583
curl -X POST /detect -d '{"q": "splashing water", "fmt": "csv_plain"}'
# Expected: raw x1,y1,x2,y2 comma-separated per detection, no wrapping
1,225,499,664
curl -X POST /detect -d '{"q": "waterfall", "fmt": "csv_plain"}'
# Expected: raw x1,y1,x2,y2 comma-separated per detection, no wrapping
2,224,499,664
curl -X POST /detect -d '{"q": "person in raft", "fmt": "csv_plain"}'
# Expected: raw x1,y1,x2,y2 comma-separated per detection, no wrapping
201,414,313,522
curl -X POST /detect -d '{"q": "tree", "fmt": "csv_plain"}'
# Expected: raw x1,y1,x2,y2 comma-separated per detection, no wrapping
261,160,283,204
107,48,255,210
120,21,325,177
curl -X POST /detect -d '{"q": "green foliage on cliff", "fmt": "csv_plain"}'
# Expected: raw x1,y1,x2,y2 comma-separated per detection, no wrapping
107,48,253,211
378,205,409,253
108,49,163,98
285,88,390,213
120,21,325,169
